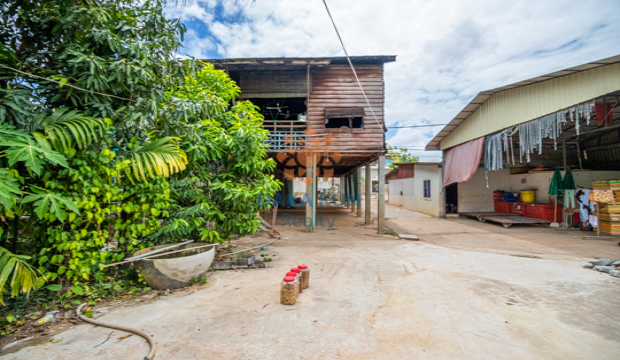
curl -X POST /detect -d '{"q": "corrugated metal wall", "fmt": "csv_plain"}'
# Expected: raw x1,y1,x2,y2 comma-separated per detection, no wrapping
441,63,620,150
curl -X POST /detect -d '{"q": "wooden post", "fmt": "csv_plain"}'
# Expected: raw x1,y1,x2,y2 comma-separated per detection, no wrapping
378,154,386,234
350,173,356,213
357,167,363,217
365,164,372,224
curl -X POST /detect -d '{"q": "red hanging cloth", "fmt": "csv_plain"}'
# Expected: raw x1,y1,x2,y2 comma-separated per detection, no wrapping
442,137,485,188
595,103,613,126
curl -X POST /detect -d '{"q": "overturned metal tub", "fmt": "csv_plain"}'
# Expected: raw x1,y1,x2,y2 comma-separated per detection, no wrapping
133,243,215,290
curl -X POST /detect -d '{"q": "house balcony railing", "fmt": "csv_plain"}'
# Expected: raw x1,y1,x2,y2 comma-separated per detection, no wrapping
266,132,306,151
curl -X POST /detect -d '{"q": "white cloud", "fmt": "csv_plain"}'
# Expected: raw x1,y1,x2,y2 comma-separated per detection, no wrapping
166,0,620,161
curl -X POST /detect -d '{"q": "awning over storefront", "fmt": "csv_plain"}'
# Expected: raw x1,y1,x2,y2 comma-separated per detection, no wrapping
443,137,485,187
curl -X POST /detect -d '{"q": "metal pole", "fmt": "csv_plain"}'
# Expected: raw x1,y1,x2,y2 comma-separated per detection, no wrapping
378,154,386,234
442,153,447,218
562,140,567,227
562,140,567,171
365,164,372,224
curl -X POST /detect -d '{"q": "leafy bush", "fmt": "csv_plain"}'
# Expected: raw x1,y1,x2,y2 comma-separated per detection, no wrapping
0,0,280,309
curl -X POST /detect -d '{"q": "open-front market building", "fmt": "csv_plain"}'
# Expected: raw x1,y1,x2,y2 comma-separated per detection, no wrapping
427,55,620,233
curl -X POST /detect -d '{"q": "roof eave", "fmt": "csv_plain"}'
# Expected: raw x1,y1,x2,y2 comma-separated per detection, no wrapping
426,54,620,150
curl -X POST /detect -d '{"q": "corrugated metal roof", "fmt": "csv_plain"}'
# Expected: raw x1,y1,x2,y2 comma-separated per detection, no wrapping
426,54,620,150
204,55,397,66
394,162,441,165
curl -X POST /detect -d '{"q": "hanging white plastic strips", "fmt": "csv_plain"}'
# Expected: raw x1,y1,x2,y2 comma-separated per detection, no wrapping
517,99,594,163
485,133,504,171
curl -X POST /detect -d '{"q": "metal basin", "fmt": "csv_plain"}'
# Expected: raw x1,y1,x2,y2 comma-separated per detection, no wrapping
132,243,215,290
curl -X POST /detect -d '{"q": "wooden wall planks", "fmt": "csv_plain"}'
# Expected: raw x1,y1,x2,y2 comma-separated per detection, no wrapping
307,65,385,152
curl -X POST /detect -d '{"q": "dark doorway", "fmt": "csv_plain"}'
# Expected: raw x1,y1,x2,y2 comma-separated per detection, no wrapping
445,183,458,214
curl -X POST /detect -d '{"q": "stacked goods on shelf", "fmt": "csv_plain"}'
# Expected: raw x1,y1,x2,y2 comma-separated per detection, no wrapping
610,180,620,202
592,180,609,190
599,205,620,236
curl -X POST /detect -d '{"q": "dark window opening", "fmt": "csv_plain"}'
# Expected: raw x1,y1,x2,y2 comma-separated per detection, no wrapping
325,117,364,129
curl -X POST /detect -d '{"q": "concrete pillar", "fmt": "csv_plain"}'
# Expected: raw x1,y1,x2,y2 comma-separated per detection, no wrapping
378,155,385,234
350,173,356,213
312,153,317,230
340,176,345,207
365,164,372,224
357,167,363,217
344,175,349,208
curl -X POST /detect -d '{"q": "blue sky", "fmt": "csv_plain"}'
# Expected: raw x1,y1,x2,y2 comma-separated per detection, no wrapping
165,0,620,161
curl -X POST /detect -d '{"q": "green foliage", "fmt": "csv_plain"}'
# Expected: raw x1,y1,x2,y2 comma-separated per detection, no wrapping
388,148,419,170
0,0,279,310
0,247,45,305
28,108,107,153
124,137,188,183
0,123,69,175
153,64,281,243
37,148,170,282
22,186,80,222
0,169,21,210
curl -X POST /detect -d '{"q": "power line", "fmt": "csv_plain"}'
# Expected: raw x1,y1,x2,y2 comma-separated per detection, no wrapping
0,64,135,102
388,124,448,129
321,0,381,129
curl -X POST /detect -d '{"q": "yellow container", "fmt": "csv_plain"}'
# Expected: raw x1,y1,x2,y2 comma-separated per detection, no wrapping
521,190,536,203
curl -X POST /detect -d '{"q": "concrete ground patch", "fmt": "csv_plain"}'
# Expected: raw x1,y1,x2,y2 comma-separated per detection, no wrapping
4,205,619,359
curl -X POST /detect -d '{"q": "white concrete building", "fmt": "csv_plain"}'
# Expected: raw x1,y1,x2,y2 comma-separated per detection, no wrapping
386,162,444,217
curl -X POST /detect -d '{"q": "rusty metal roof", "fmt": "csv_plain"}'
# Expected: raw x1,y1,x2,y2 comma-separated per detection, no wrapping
204,55,396,66
426,54,620,151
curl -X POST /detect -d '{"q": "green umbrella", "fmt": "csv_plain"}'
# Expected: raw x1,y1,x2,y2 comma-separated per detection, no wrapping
548,167,564,225
548,167,563,196
562,168,575,190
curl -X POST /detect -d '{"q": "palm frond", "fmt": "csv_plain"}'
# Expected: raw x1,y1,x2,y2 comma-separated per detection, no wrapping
126,137,188,183
30,108,107,153
0,246,45,305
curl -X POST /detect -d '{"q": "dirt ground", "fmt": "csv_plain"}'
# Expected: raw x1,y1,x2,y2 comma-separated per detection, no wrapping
2,204,619,359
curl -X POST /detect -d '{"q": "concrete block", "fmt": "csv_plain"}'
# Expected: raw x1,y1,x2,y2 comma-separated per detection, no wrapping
594,265,615,273
589,259,612,266
399,234,419,241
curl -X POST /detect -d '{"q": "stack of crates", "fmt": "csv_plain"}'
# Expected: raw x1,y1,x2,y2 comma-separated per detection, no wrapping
597,180,619,235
